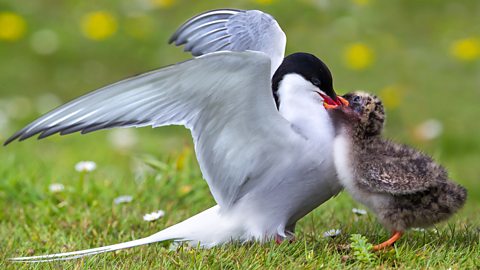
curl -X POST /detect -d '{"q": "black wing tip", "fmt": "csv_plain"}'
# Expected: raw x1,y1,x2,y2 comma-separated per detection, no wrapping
3,131,24,146
3,133,41,146
3,121,147,146
168,35,177,44
4,126,64,146
3,137,16,146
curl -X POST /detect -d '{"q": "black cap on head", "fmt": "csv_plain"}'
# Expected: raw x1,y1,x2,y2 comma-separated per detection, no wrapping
272,52,336,107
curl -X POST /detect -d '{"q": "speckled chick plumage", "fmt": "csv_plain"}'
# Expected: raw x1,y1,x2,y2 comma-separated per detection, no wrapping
329,91,466,232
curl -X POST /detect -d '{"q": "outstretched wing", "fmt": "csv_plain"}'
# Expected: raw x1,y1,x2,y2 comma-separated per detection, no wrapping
169,9,286,77
5,51,303,207
357,140,447,195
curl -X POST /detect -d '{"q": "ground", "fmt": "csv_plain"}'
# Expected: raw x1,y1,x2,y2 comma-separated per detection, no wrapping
0,126,478,269
1,0,479,269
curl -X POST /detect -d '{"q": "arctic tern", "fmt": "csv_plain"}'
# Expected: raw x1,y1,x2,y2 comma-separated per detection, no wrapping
7,9,347,262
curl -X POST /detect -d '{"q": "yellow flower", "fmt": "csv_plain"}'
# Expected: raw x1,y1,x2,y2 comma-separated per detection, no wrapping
343,43,375,70
81,11,117,41
379,85,404,110
352,0,371,6
450,37,480,62
0,12,26,41
150,0,176,8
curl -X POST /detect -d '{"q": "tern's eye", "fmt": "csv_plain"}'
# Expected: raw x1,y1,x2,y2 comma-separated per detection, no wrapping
311,78,321,87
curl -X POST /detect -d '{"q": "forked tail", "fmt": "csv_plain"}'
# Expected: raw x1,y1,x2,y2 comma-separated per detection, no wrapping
10,205,234,262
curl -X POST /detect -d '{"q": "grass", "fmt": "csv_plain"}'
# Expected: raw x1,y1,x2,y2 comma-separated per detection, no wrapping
0,128,479,269
1,0,480,269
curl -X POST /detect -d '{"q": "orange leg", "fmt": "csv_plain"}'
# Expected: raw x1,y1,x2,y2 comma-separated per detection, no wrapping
372,231,403,251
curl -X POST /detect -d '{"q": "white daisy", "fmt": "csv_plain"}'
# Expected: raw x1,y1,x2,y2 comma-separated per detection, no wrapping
75,161,97,172
114,195,133,205
49,183,65,193
412,227,426,232
323,229,341,238
352,208,367,215
143,210,165,222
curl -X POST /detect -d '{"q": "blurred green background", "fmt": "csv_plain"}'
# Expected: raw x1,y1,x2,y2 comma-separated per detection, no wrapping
0,0,479,267
1,0,479,195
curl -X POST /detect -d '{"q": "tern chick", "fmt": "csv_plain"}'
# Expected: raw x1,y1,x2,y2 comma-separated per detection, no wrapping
325,91,467,250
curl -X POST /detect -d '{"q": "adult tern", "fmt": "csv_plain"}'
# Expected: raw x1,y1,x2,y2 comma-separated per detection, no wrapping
7,9,347,262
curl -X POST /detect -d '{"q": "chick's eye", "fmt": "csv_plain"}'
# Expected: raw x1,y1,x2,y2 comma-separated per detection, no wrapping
352,96,361,104
311,78,321,87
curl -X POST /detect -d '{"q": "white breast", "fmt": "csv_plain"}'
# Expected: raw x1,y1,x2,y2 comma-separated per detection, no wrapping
332,133,389,211
333,133,355,189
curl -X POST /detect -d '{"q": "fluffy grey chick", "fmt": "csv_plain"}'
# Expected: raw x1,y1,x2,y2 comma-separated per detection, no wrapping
325,91,467,250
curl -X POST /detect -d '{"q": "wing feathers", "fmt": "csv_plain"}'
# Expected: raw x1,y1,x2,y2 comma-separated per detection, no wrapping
191,35,231,56
358,140,447,195
169,9,240,45
184,28,228,52
170,9,286,76
6,51,300,208
175,19,229,45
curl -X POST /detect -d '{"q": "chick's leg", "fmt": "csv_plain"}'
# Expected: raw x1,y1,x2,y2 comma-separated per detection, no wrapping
372,231,403,251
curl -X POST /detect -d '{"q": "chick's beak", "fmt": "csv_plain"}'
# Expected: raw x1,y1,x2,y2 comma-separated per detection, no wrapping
320,93,349,110
337,96,349,106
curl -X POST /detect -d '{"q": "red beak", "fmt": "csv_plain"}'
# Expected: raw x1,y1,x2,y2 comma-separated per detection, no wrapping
320,93,349,110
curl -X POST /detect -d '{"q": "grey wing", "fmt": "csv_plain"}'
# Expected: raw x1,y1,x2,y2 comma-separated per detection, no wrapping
5,51,303,208
169,9,286,77
357,141,447,195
